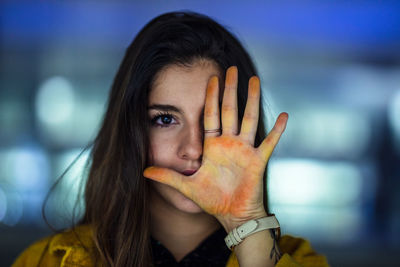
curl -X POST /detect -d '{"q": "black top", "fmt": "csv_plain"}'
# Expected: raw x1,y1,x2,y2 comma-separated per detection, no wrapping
151,227,231,267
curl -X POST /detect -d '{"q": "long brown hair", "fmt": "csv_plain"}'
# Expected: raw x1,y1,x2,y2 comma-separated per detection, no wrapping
80,11,268,266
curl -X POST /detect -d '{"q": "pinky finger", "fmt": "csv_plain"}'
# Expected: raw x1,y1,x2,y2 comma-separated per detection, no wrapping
258,112,288,160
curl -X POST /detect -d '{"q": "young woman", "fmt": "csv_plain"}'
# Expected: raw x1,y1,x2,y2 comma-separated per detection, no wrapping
13,11,328,267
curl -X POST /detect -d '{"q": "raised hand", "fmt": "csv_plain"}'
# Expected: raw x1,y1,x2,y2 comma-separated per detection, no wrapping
144,66,288,230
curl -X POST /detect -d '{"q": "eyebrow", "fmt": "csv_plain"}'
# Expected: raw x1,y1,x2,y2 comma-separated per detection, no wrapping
147,104,182,113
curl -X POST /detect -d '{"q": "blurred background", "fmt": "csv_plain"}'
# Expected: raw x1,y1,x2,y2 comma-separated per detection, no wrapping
1,0,399,266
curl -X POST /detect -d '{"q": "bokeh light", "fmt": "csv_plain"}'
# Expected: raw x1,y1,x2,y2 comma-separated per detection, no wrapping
4,147,49,191
0,187,7,222
388,89,400,152
35,76,75,126
269,158,363,206
1,190,23,226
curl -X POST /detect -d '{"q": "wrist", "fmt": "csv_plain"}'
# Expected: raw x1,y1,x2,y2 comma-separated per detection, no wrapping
224,215,280,251
234,230,277,267
223,215,281,267
217,210,268,233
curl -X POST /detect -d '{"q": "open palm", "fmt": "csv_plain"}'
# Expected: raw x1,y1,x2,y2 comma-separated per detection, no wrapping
144,66,288,226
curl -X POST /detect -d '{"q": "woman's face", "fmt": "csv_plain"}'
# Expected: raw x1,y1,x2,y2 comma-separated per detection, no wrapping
148,59,221,214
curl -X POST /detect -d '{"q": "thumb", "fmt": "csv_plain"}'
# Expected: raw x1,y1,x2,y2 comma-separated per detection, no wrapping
143,166,189,194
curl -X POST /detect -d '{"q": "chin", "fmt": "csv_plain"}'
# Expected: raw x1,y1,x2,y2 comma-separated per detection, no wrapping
173,192,204,213
151,181,204,214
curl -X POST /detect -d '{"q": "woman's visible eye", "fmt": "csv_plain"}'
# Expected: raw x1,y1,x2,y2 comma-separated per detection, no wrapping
150,112,178,127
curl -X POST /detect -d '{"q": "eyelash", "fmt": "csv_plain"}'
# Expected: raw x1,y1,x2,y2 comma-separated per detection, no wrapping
150,112,178,127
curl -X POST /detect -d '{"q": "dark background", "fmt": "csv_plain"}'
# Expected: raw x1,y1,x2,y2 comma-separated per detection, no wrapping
1,1,400,266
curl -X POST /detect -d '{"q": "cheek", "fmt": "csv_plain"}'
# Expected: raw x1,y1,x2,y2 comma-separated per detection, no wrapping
148,131,177,166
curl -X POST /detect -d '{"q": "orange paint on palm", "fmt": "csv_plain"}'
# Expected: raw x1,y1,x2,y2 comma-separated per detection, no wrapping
230,178,259,215
198,175,259,217
196,136,264,217
206,136,234,148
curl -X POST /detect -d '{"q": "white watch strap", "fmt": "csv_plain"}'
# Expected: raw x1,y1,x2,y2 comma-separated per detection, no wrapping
224,215,280,250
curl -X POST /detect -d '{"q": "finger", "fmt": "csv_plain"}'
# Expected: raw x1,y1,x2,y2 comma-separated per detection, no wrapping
239,76,260,145
143,166,191,196
221,66,238,135
204,76,221,138
258,112,288,160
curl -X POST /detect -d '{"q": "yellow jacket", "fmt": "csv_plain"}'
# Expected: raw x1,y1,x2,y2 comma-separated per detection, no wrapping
13,225,329,266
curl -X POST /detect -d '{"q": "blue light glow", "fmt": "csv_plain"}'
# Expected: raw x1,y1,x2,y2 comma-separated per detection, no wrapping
35,76,75,126
2,1,400,50
1,191,23,226
0,147,49,225
268,158,366,242
4,147,49,192
0,187,7,222
45,148,89,228
388,89,400,152
281,109,371,158
53,148,89,195
269,158,363,206
274,205,362,243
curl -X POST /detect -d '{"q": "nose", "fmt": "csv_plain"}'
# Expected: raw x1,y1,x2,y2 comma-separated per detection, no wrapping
178,124,203,161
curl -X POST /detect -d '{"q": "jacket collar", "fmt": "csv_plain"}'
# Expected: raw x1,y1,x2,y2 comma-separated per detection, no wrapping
48,224,96,267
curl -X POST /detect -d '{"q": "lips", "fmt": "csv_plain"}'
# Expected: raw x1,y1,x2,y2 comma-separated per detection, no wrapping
182,170,197,176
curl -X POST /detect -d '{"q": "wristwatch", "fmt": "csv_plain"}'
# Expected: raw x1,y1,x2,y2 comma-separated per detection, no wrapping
224,215,280,250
